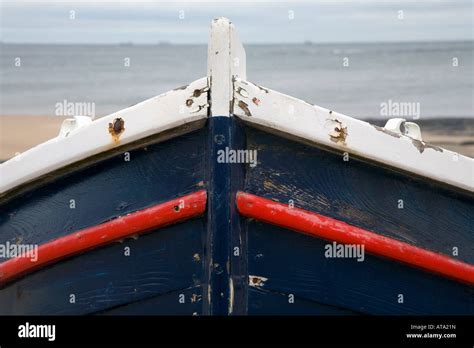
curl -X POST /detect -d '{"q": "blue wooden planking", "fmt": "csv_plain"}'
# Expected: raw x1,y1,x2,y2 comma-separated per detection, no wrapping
98,286,204,315
0,219,205,315
244,126,474,264
247,220,474,315
0,127,207,248
248,287,358,315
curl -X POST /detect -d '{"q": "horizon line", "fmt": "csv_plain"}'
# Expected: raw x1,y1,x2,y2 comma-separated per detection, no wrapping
1,39,473,46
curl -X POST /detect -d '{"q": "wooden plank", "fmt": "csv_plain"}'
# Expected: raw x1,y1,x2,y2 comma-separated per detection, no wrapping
248,287,358,315
246,220,474,315
0,128,207,248
243,126,474,264
0,77,209,196
233,78,473,192
0,190,207,286
237,191,474,286
0,220,206,315
98,286,204,316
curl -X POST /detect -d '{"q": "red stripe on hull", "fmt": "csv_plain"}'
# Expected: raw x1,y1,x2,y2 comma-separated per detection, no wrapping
0,190,207,286
236,191,474,286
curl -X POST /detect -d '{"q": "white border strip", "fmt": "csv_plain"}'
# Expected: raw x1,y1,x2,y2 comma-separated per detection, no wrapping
233,78,473,192
0,77,209,195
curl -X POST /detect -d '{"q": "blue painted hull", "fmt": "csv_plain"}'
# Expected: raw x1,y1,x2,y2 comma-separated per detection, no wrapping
0,118,472,315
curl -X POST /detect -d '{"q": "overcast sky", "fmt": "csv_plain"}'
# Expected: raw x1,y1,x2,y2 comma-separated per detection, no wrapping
0,0,472,44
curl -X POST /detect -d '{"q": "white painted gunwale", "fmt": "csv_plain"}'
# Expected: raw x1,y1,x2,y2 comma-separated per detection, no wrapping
0,77,209,195
233,78,474,193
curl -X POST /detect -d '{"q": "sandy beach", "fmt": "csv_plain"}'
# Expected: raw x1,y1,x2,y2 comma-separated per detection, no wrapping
0,115,68,161
1,115,473,161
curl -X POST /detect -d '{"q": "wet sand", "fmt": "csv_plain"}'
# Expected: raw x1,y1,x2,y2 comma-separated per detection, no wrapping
0,115,473,161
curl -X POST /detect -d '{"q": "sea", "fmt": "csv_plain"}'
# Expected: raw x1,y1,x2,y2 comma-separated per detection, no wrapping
0,41,472,119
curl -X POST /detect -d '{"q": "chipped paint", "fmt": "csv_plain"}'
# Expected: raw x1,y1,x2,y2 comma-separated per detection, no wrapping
412,139,424,153
184,86,209,113
252,97,260,106
328,119,348,145
254,83,269,94
373,124,443,153
236,86,249,98
412,139,444,154
173,84,189,91
228,277,234,314
238,100,252,117
248,275,268,287
108,118,125,144
425,143,443,153
193,253,200,262
190,293,202,303
190,103,209,113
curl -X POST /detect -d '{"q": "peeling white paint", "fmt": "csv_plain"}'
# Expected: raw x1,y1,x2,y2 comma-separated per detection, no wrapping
228,277,234,314
248,275,268,287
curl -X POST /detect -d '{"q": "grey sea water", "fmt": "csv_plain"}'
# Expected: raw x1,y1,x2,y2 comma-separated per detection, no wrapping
0,41,472,118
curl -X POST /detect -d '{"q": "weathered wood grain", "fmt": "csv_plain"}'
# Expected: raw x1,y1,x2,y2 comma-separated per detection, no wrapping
0,219,205,315
244,126,474,264
247,220,474,315
0,127,207,248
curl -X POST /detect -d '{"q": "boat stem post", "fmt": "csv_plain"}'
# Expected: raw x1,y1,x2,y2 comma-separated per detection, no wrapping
205,18,248,315
207,17,246,117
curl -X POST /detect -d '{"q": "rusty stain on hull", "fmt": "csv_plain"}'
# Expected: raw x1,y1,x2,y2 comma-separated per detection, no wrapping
190,293,202,303
248,275,268,287
108,118,125,144
186,86,209,113
238,100,252,116
329,119,348,145
193,89,203,98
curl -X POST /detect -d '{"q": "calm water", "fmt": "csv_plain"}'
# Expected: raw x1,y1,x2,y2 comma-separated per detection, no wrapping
0,41,472,118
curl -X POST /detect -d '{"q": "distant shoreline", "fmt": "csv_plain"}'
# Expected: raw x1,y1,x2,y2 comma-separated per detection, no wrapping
1,40,473,46
1,115,472,161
